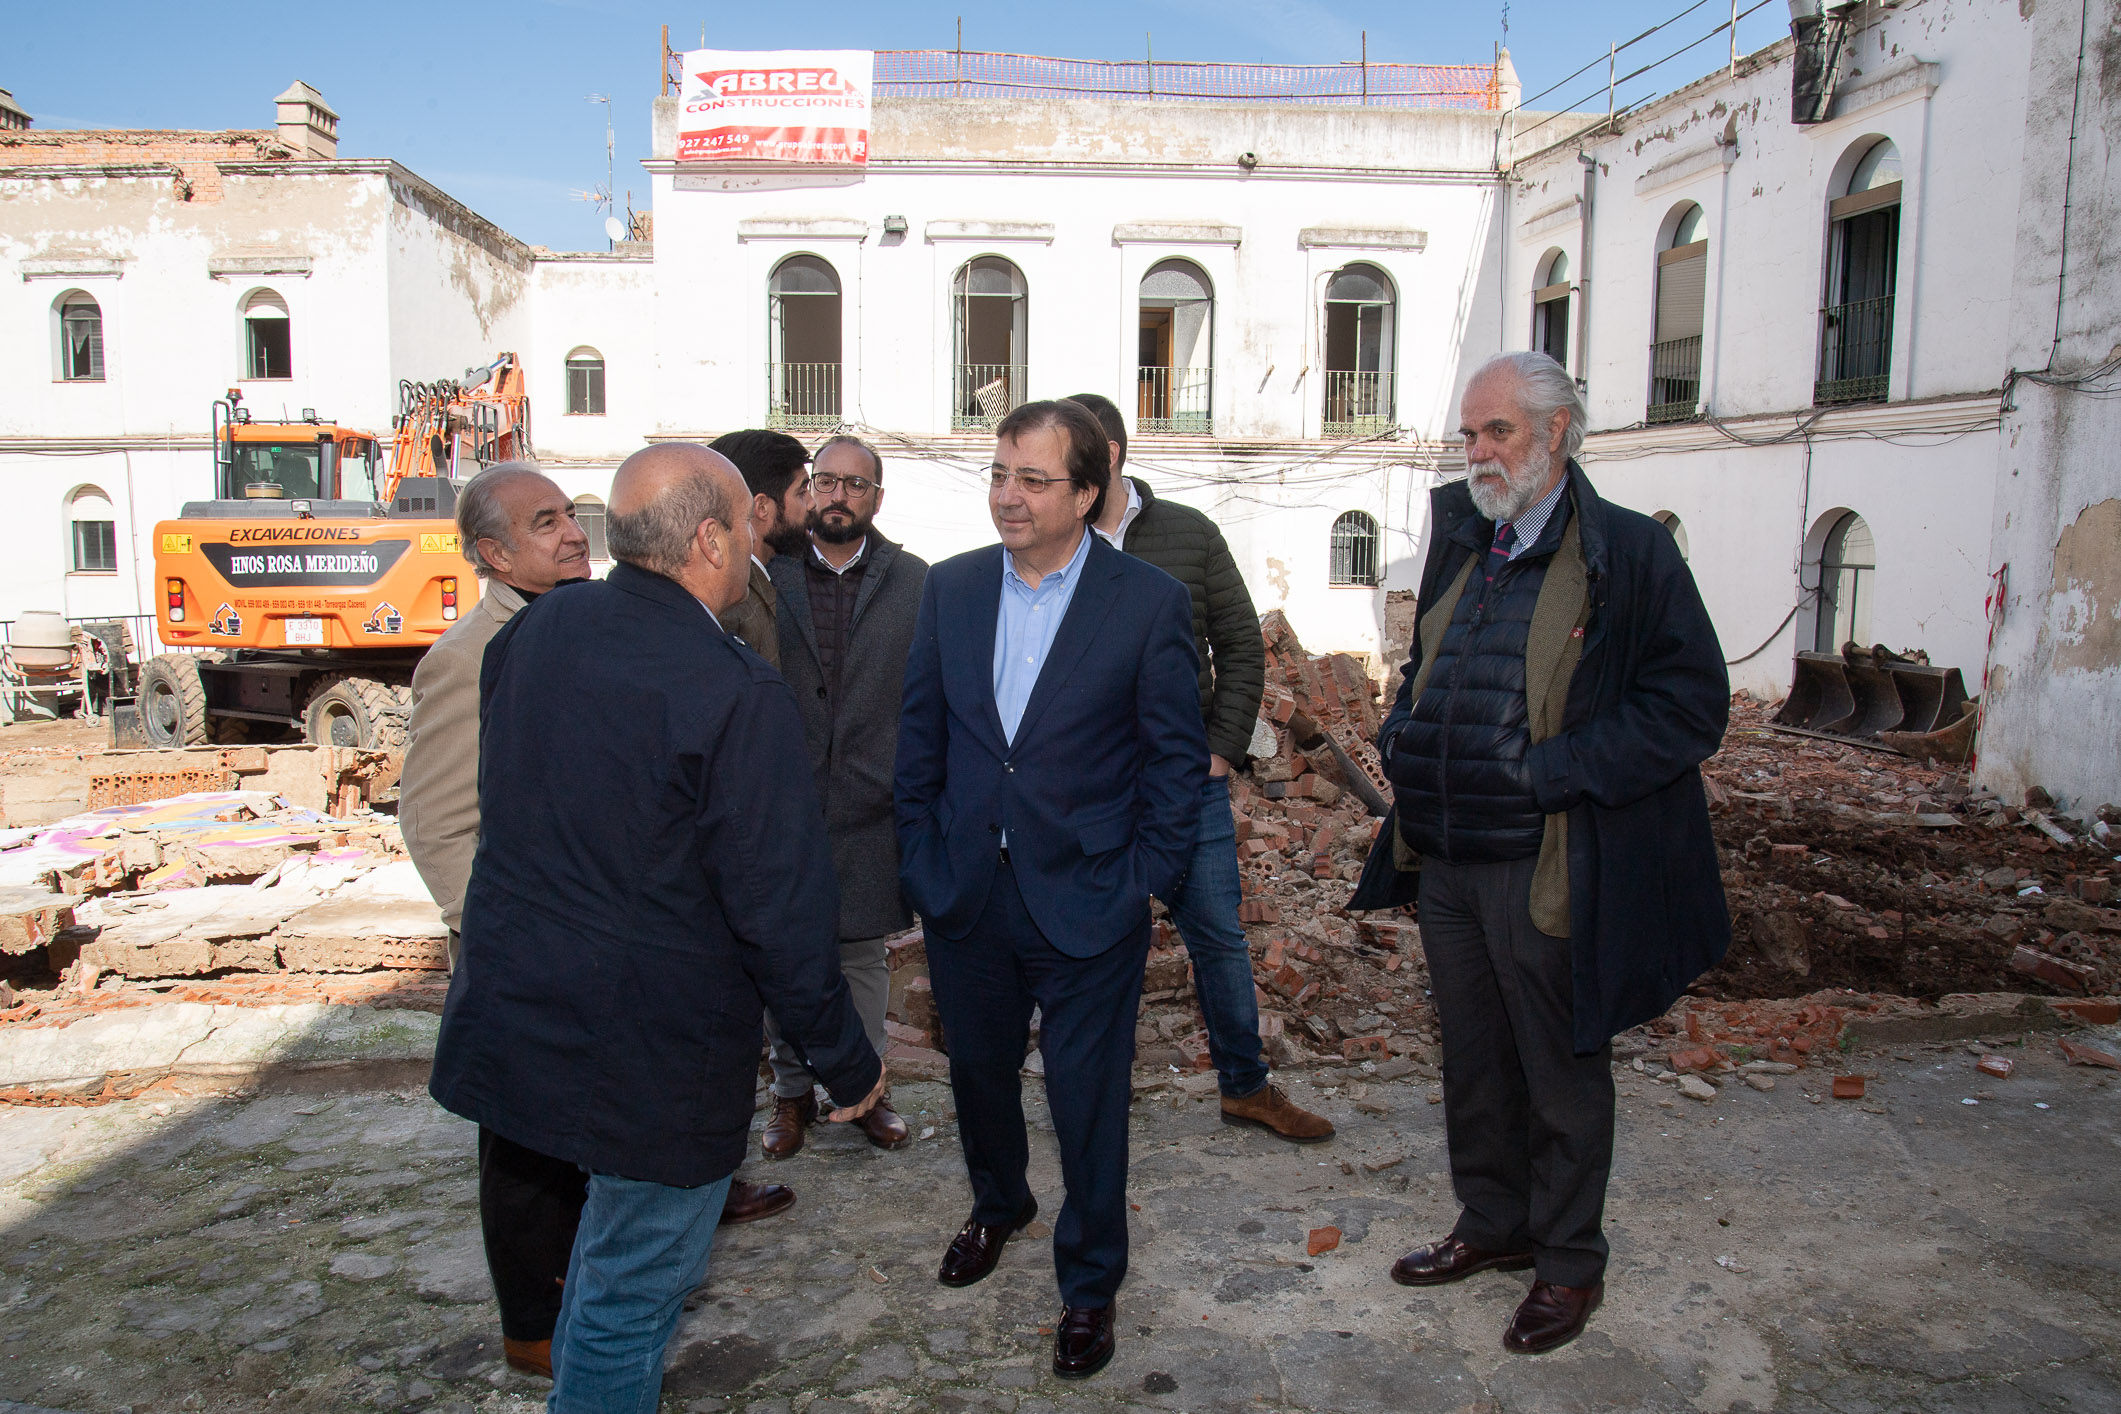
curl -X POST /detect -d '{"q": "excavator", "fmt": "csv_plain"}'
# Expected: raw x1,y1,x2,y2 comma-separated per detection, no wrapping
132,354,531,749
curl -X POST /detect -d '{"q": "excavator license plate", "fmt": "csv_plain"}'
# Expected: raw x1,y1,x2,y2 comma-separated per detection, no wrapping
285,617,326,646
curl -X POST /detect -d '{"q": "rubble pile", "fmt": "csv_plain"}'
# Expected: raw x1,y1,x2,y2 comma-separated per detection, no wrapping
0,788,442,1013
1701,697,2120,1003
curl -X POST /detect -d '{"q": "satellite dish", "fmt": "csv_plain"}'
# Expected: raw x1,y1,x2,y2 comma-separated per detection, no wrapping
604,216,627,243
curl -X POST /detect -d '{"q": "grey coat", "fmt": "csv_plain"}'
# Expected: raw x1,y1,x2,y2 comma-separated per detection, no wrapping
770,536,930,940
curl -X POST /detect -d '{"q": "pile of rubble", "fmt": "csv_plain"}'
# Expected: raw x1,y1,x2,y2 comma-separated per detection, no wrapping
1701,697,2120,1003
0,781,441,1018
883,612,1420,1077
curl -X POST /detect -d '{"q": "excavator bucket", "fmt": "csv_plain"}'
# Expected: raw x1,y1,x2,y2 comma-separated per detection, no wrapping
1770,644,1973,753
1772,651,1858,737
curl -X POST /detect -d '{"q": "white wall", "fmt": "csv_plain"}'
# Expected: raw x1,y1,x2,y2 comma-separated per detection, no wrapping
1496,0,2033,696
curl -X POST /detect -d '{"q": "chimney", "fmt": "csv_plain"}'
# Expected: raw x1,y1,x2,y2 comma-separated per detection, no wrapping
0,88,31,132
274,81,338,158
1494,48,1522,112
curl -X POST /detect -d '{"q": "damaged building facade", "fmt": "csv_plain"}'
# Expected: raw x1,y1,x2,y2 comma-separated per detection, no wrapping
2,0,2115,803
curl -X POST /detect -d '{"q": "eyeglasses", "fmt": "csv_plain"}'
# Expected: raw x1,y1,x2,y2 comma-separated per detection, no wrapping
988,470,1073,495
810,473,876,496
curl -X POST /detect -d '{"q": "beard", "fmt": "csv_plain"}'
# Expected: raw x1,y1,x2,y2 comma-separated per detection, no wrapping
1467,440,1555,525
763,517,811,558
808,503,874,546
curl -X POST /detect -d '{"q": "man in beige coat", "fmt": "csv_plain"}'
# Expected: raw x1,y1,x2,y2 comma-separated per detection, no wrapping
399,463,792,1379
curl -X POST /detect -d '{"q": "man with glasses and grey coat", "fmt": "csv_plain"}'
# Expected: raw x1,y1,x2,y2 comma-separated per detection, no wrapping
761,435,929,1158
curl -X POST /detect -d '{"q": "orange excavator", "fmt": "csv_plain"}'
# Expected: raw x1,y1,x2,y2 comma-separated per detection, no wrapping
132,354,530,749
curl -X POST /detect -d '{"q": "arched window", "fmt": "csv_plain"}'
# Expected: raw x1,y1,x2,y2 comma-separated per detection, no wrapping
1329,510,1381,587
1532,249,1571,371
1648,204,1706,423
768,255,843,431
1817,138,1902,405
1138,259,1214,435
55,291,105,381
1813,510,1875,652
242,289,292,380
573,494,609,561
68,486,117,573
1323,264,1397,435
1652,510,1690,561
566,347,606,416
952,257,1027,430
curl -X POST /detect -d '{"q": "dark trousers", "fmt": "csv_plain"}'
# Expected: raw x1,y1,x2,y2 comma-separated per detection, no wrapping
478,1126,590,1341
1419,855,1614,1288
924,858,1149,1309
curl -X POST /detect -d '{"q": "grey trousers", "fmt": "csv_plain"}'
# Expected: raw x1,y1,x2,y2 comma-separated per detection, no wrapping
765,933,891,1100
1419,855,1615,1288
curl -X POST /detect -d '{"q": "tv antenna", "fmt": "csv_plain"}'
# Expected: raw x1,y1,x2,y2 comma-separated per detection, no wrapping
572,93,616,246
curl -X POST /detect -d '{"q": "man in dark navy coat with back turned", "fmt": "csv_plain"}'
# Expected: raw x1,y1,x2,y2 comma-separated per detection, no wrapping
895,399,1206,1380
431,442,884,1413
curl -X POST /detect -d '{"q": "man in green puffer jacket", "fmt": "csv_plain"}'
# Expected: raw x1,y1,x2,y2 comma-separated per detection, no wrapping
1065,394,1333,1144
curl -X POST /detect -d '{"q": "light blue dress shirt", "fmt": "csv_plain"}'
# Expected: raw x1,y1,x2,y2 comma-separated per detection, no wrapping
1501,473,1570,561
993,525,1094,745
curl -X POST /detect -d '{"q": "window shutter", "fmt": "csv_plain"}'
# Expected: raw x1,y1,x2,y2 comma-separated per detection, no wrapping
1655,249,1707,343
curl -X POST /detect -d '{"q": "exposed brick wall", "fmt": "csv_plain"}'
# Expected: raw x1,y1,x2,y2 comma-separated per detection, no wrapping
0,129,292,203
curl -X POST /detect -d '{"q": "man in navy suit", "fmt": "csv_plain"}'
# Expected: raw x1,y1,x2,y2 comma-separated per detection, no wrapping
895,400,1207,1380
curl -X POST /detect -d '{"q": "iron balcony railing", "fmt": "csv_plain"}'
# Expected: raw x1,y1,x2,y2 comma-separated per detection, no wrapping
1321,370,1395,437
1136,365,1213,435
766,362,842,432
952,363,1029,431
1646,336,1703,424
1815,295,1894,405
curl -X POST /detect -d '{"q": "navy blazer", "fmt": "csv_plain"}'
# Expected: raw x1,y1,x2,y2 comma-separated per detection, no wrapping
429,562,881,1188
894,533,1208,956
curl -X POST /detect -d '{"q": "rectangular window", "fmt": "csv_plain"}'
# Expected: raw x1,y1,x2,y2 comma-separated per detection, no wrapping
72,519,117,572
567,362,606,416
1648,243,1706,423
247,318,292,380
61,308,104,381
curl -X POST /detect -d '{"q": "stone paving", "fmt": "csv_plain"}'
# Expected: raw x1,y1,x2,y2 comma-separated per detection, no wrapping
1,1026,2118,1414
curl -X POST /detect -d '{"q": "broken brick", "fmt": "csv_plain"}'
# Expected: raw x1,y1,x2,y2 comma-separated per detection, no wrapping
2059,1038,2121,1070
884,931,927,972
1341,1034,1390,1060
2050,998,2121,1025
2010,944,2096,993
1306,1226,1342,1256
1238,898,1281,925
1975,1054,2015,1078
1831,1075,1866,1099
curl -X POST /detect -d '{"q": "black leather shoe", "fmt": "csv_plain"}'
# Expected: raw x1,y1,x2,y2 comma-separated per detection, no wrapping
1052,1302,1115,1379
1504,1279,1604,1354
936,1197,1037,1288
718,1178,796,1225
1389,1235,1535,1287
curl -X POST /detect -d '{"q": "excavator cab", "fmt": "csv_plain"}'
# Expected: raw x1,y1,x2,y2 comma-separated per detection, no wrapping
208,391,383,506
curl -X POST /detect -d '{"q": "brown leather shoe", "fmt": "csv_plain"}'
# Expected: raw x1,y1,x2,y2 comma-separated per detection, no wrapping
852,1093,911,1150
1504,1279,1604,1354
718,1177,796,1225
1052,1302,1116,1379
502,1336,552,1379
1220,1082,1336,1143
937,1197,1037,1287
760,1092,816,1159
1390,1235,1535,1287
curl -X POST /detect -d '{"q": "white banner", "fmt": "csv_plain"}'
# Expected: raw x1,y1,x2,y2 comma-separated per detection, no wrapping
676,49,873,165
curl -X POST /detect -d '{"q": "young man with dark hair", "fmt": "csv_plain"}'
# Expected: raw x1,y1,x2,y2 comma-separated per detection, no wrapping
706,429,814,668
1064,392,1333,1144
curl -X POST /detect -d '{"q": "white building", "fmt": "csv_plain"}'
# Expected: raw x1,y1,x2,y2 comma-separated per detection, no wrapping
4,9,2116,804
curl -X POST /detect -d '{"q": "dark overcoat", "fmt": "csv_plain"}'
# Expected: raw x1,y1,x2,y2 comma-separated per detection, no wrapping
1352,465,1732,1053
428,562,881,1188
769,535,930,940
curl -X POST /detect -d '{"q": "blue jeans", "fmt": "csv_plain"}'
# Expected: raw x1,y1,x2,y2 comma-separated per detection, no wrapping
547,1171,732,1414
1162,774,1269,1098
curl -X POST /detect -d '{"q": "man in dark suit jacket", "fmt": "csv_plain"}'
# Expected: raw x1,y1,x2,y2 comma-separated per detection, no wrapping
430,442,884,1413
895,400,1207,1380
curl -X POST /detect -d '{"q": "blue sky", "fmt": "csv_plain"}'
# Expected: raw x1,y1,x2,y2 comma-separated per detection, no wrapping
8,1,1789,251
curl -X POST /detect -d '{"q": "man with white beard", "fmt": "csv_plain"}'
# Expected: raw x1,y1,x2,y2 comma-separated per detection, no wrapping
1351,352,1731,1355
